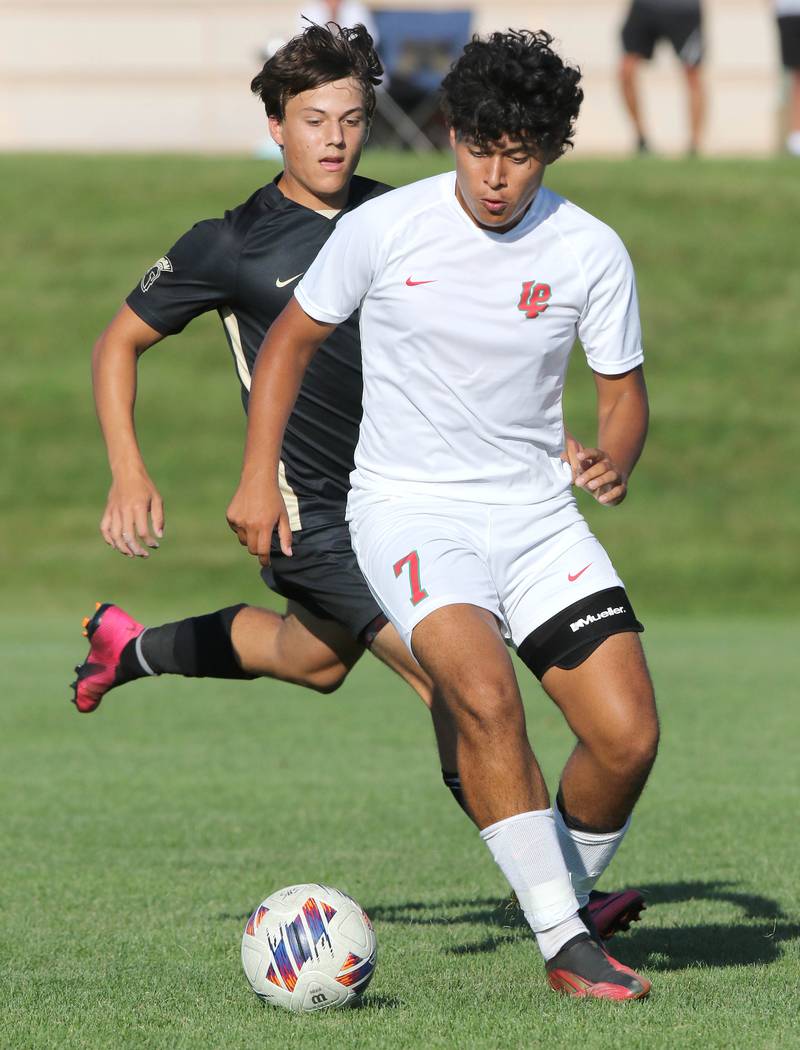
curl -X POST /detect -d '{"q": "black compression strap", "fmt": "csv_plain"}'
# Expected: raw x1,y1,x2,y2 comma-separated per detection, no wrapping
359,613,389,649
517,587,643,681
442,770,468,813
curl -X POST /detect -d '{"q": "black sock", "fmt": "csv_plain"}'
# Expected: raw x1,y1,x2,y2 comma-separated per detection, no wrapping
123,604,257,680
442,770,468,813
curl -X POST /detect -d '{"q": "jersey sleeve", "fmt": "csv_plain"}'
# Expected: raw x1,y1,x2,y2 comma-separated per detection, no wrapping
576,227,644,375
294,207,381,325
125,219,237,335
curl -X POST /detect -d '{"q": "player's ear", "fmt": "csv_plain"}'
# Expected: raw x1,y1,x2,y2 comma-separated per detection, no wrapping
448,127,457,151
268,114,285,149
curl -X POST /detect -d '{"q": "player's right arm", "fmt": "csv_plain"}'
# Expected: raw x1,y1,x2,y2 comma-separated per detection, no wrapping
92,304,167,557
226,299,336,564
96,217,238,556
227,199,383,566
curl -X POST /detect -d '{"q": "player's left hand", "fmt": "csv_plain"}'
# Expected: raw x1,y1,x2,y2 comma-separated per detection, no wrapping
574,447,628,506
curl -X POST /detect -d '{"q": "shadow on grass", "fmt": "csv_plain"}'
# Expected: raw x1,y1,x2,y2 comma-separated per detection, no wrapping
357,994,405,1010
366,880,800,971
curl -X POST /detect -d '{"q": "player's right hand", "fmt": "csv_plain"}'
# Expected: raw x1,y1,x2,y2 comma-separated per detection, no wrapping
100,470,164,558
226,479,292,566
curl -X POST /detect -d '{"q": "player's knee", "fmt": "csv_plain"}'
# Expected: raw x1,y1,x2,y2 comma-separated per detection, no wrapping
600,713,659,783
625,720,659,780
301,663,349,694
448,678,524,740
620,54,638,79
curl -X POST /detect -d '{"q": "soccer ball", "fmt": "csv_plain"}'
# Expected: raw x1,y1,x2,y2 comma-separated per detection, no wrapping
241,883,377,1012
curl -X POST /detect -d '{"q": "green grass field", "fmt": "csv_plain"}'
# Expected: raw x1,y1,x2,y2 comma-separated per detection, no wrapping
1,153,798,1048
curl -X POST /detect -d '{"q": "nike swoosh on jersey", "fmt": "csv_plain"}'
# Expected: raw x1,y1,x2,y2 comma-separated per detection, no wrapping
568,564,592,582
276,272,304,288
406,277,437,286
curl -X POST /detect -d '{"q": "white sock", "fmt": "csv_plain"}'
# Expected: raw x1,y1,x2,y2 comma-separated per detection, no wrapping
554,802,631,908
480,808,587,960
787,130,800,156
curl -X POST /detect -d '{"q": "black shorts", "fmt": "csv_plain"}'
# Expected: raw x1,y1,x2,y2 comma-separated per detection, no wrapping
622,1,703,66
778,16,800,70
261,521,383,642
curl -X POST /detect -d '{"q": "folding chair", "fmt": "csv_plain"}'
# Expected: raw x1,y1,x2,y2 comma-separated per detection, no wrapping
372,9,473,151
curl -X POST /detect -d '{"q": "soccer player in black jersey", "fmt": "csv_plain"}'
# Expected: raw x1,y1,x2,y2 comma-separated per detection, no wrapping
71,21,646,945
73,24,437,712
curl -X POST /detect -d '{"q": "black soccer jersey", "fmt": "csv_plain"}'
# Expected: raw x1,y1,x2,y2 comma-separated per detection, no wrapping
126,174,388,532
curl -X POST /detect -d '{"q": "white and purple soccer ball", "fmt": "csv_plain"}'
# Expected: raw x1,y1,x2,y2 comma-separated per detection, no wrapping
241,883,377,1012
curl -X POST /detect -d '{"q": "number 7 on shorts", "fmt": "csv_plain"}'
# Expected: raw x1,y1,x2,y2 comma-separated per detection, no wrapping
393,550,428,606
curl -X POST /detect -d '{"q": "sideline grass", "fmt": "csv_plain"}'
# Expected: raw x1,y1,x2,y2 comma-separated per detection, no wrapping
1,616,798,1049
1,153,798,1047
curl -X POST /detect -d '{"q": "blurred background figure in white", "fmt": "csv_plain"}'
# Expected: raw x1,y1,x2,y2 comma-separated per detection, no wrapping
619,0,705,155
297,0,379,46
775,0,800,154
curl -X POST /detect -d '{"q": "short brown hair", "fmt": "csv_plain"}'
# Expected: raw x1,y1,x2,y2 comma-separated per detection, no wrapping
251,22,383,122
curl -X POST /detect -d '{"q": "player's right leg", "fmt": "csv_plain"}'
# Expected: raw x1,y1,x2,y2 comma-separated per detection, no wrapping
619,0,656,152
71,599,362,713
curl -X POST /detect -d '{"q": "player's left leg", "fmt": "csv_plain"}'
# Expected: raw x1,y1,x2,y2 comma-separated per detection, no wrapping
499,512,656,932
790,69,800,154
540,632,659,907
669,6,704,153
779,13,800,154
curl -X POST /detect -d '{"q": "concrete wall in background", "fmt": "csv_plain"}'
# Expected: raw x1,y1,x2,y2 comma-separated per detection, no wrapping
0,0,786,155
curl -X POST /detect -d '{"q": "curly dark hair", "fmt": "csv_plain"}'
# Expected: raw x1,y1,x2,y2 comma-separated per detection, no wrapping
251,22,383,122
441,30,583,161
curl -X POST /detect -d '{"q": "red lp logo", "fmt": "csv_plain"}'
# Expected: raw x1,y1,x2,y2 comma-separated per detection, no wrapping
517,281,551,319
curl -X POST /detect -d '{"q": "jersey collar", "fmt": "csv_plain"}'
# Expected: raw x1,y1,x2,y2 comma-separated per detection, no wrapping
259,173,378,217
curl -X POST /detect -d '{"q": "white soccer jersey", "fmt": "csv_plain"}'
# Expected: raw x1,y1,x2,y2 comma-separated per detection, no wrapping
295,171,643,505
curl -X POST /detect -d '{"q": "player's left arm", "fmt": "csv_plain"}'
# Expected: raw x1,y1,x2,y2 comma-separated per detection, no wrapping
574,365,649,506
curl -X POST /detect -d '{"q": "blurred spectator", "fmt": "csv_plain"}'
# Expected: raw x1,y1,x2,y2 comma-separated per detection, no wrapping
297,1,379,46
775,0,800,154
619,0,704,154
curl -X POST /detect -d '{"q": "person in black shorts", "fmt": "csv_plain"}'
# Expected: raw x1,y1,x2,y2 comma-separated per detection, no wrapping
72,23,437,723
619,0,705,154
775,1,800,155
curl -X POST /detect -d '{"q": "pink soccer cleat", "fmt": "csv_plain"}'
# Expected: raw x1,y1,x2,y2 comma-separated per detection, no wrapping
71,602,145,713
586,889,646,940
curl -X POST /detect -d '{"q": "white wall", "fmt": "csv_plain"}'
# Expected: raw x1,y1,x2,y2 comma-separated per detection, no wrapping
0,0,786,154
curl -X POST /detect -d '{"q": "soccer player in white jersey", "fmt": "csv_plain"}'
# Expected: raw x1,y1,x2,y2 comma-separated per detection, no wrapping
228,30,659,1000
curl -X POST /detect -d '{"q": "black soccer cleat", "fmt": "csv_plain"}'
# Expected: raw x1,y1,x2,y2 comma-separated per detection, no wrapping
546,934,651,1000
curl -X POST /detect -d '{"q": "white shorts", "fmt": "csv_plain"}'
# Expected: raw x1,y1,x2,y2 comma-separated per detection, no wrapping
347,490,626,652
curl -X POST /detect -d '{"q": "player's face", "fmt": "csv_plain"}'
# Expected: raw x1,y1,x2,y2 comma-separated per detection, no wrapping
450,130,548,233
270,78,368,210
